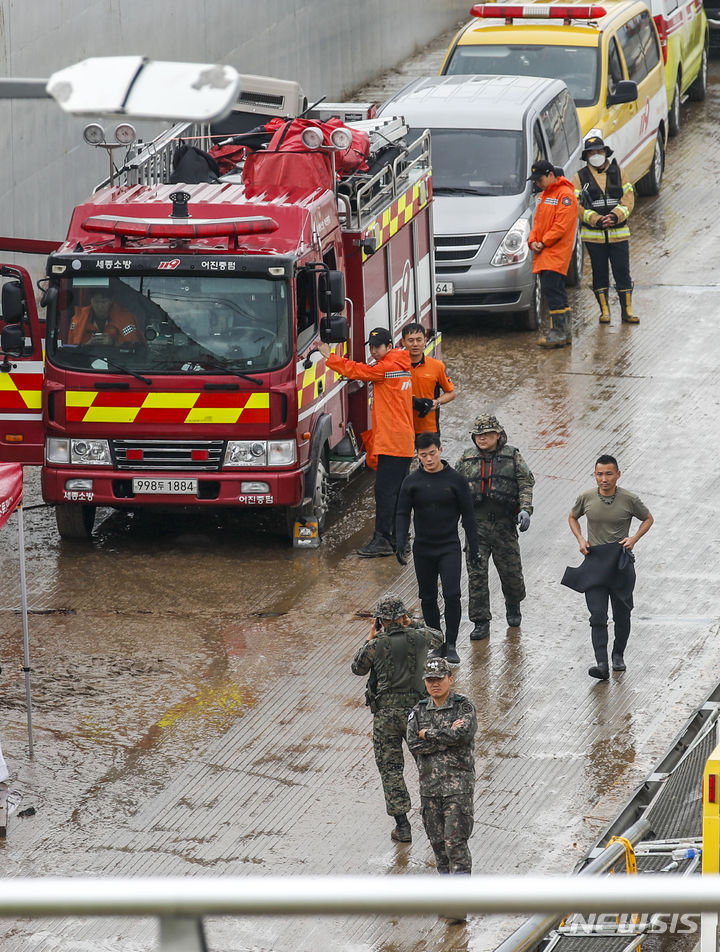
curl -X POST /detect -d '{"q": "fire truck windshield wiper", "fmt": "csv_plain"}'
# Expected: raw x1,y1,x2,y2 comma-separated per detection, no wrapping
199,357,263,387
92,353,153,386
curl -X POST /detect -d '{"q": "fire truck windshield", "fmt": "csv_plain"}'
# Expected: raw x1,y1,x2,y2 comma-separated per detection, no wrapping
46,274,291,375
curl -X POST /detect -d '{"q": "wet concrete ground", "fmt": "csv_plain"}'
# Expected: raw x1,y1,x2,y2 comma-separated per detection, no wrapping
2,29,720,952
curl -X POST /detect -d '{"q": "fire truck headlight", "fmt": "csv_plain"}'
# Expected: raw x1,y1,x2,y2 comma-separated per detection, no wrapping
268,441,297,466
224,441,268,467
491,217,531,267
46,437,70,464
70,439,111,465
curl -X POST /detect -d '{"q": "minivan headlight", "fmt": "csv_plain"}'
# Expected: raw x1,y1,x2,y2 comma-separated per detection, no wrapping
491,217,531,267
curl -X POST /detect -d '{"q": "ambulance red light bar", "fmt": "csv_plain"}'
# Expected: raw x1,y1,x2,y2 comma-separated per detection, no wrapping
82,215,279,239
470,4,606,23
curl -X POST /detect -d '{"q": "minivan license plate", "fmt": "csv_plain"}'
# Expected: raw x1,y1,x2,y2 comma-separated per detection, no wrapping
132,478,198,495
435,281,454,295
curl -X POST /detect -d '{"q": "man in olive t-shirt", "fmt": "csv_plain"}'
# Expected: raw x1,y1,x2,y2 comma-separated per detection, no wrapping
568,454,654,680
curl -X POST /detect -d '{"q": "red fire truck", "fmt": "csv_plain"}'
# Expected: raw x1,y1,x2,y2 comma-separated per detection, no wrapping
0,75,436,543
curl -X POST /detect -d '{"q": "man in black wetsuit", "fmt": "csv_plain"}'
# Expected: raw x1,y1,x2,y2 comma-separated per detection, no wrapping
395,432,480,665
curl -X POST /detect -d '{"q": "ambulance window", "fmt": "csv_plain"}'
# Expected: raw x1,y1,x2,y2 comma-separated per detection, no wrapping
618,16,650,83
296,268,317,354
607,38,625,97
638,11,661,70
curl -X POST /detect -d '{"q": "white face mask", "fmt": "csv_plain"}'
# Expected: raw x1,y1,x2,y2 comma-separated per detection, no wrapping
588,153,607,168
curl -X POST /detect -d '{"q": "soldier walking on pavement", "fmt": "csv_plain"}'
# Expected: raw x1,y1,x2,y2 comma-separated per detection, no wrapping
566,455,654,680
456,415,535,642
319,328,414,558
395,432,480,665
573,132,639,325
527,159,578,348
351,594,443,843
407,656,477,922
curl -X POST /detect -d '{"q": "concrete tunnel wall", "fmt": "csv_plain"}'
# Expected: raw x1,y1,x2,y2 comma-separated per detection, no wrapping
0,0,468,271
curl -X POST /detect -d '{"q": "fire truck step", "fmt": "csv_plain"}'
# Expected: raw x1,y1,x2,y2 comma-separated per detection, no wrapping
329,455,367,481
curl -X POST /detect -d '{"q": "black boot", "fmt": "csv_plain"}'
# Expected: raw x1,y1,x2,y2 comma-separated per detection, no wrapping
391,813,411,842
612,652,626,671
357,534,394,558
470,621,490,641
588,662,610,680
506,602,522,627
445,639,460,665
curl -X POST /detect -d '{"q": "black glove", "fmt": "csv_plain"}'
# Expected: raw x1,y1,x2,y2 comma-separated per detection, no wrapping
396,550,408,566
412,397,435,418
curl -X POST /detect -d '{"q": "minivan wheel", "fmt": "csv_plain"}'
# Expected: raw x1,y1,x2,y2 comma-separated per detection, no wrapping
516,275,542,331
668,78,681,137
687,48,707,101
565,230,584,287
635,132,665,196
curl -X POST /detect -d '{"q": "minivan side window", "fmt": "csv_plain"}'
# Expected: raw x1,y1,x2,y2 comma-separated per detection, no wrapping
558,88,580,159
607,37,625,97
618,14,652,84
540,99,568,165
533,123,547,163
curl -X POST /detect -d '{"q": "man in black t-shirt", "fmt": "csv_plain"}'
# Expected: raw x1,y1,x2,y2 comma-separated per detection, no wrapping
396,433,480,665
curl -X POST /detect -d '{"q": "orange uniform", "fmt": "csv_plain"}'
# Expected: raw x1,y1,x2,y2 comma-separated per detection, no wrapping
326,347,414,457
528,176,578,275
69,304,144,346
410,354,454,434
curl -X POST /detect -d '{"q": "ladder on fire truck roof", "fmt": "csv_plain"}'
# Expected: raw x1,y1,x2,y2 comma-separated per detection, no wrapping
94,74,431,233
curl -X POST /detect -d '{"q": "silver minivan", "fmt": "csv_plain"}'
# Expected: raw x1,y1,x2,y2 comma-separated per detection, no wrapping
378,74,584,329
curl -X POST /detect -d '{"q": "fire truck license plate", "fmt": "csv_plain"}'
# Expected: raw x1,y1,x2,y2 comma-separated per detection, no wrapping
435,281,454,295
132,478,198,495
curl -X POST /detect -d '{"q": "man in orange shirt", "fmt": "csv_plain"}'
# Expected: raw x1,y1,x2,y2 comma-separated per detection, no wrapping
401,323,455,437
318,327,414,557
69,289,144,346
527,160,578,349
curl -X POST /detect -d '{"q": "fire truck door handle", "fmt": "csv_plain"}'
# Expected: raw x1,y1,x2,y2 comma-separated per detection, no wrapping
317,379,324,395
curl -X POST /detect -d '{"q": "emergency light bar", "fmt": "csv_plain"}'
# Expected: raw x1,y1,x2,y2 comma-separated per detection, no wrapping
82,215,279,240
470,4,606,23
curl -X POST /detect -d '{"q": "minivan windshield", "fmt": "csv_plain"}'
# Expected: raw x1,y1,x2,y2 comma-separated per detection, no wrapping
445,45,599,108
46,274,291,376
412,128,526,196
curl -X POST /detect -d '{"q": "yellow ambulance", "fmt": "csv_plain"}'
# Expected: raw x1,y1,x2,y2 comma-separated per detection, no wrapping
441,2,669,194
650,0,708,137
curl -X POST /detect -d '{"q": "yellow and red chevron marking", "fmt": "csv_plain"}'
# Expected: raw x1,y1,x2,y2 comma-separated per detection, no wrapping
66,390,270,425
296,343,347,411
0,369,44,411
362,176,430,261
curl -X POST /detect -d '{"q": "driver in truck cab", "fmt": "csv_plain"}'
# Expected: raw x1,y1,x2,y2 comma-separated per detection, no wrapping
68,287,144,346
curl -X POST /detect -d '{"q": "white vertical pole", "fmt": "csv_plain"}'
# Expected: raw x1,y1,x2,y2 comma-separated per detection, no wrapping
16,503,34,758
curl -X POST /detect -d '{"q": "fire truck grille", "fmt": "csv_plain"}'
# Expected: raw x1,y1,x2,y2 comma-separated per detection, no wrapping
434,234,486,262
111,440,225,472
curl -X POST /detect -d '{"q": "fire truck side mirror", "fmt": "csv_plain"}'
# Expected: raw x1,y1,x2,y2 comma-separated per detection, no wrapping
318,271,345,314
0,324,25,358
1,280,26,324
319,314,349,344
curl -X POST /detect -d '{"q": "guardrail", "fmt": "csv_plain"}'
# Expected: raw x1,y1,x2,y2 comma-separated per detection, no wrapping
1,874,720,952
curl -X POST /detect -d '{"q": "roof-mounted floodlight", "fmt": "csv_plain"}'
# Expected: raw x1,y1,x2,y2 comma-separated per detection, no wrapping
300,126,325,150
329,127,353,150
46,56,241,121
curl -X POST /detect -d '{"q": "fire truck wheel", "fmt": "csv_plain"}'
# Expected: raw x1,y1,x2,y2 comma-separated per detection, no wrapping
55,504,96,540
285,444,330,539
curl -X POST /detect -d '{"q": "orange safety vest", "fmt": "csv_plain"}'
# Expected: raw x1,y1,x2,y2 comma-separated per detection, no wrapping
528,176,578,275
326,347,415,458
69,304,144,345
410,354,454,434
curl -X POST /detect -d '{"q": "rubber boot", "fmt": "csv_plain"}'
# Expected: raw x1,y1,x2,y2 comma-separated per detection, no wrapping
391,813,411,843
538,308,569,348
560,306,573,345
594,288,610,323
445,635,460,665
618,288,639,324
505,602,522,627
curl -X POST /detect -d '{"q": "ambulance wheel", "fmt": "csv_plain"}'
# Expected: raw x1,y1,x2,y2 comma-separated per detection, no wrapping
516,275,542,331
565,231,584,287
55,504,96,540
688,48,707,101
668,78,681,138
285,445,330,540
636,132,665,197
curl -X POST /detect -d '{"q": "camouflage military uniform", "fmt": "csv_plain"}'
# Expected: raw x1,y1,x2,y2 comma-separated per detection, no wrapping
456,415,534,624
407,683,477,873
352,596,443,817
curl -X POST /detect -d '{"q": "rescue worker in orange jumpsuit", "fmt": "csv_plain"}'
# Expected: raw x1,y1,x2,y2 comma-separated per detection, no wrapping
527,160,578,349
69,289,144,346
318,327,414,557
401,323,455,437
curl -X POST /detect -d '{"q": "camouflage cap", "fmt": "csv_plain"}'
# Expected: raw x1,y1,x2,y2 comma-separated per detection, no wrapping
423,656,452,679
471,413,502,435
375,593,408,621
